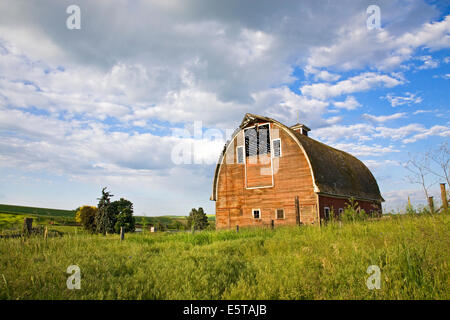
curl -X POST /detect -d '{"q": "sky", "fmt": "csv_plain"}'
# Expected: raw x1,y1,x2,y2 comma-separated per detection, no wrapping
0,0,449,216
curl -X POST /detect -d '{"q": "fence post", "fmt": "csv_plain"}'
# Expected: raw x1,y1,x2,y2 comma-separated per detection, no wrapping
441,183,448,212
22,218,33,235
236,225,239,233
428,196,435,214
120,227,124,241
271,220,274,230
44,226,48,240
295,196,300,225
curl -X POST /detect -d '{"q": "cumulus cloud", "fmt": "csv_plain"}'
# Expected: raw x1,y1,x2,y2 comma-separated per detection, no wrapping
300,72,404,100
333,96,361,110
305,10,449,72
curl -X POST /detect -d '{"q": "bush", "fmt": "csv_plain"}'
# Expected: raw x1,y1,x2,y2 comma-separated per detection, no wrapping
341,198,368,222
75,206,98,232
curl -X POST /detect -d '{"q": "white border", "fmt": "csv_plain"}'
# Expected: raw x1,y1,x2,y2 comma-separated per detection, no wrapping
252,208,261,219
324,206,330,219
275,208,285,219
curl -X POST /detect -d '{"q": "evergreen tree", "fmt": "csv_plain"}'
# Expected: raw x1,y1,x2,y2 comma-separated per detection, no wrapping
95,187,116,234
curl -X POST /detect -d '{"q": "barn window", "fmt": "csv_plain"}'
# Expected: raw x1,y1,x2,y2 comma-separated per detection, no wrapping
252,209,261,219
272,138,281,157
244,124,271,157
236,146,244,164
245,128,258,157
338,208,344,215
275,209,284,219
258,124,270,155
324,207,330,220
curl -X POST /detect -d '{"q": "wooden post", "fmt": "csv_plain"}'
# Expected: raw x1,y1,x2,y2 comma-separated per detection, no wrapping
44,227,48,240
271,220,274,230
428,196,435,213
120,227,124,241
441,183,448,212
22,218,33,235
295,196,300,225
236,225,239,233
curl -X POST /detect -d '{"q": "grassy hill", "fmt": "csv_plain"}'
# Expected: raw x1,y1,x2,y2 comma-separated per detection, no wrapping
0,204,74,217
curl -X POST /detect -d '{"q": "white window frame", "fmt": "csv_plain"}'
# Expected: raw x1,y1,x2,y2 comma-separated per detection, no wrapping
236,146,244,164
272,138,282,158
324,207,330,219
244,122,274,190
338,208,344,215
275,208,285,220
252,208,261,219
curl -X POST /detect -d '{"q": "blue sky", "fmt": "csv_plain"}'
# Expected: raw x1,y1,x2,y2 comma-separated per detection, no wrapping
0,0,449,215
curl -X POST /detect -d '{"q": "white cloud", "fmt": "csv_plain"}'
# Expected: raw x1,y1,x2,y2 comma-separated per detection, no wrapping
333,96,361,110
331,142,399,157
413,109,432,115
402,125,450,143
300,72,404,100
415,55,439,70
312,123,374,143
305,12,450,72
363,159,401,170
373,123,450,143
383,92,422,107
363,112,407,122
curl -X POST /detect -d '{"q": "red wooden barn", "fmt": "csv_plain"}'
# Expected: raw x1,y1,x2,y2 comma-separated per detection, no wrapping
210,113,383,229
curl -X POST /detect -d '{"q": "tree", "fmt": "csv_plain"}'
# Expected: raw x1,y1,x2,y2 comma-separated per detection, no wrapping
75,206,98,232
95,187,116,234
404,153,436,201
113,198,135,233
426,142,450,187
186,207,209,231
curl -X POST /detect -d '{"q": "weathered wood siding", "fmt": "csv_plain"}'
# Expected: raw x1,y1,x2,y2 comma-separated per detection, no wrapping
215,123,317,229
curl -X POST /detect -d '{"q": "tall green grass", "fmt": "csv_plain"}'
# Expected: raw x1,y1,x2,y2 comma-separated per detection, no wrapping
0,214,448,299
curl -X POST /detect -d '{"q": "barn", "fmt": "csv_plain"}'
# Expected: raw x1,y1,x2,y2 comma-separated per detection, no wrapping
210,113,384,229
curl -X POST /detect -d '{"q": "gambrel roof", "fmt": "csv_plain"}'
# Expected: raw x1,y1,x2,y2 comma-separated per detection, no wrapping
211,113,384,202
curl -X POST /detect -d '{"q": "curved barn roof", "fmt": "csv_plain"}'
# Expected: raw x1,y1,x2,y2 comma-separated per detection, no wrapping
211,114,384,202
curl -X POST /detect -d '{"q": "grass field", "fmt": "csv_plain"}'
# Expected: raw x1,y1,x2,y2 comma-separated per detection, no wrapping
0,213,448,299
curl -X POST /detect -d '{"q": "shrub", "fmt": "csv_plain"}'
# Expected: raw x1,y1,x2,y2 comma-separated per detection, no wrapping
75,206,98,232
341,198,368,222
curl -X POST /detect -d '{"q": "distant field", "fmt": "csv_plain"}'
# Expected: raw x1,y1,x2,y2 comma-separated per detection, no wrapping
0,204,74,217
0,213,448,299
0,204,214,232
